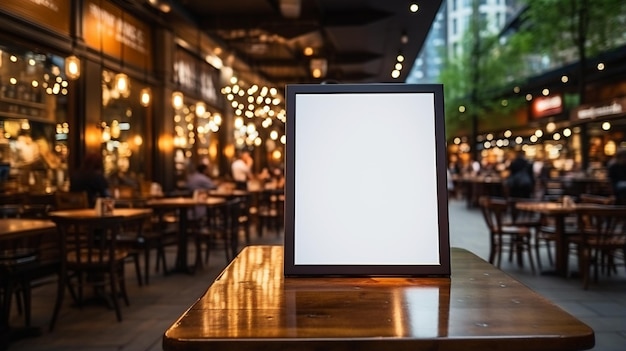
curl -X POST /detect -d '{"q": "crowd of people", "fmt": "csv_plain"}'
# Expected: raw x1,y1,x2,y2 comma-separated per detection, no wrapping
448,148,626,203
67,149,286,207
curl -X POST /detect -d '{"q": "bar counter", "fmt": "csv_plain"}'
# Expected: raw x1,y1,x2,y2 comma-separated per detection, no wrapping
163,246,594,351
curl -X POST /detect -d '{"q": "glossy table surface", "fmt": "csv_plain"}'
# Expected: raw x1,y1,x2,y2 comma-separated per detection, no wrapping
47,208,152,220
163,246,594,351
0,218,56,239
146,197,225,208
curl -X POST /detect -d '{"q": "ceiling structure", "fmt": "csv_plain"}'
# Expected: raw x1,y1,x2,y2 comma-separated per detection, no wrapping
166,0,443,88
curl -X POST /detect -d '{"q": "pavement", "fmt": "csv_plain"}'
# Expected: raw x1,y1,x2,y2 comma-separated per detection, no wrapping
6,198,626,351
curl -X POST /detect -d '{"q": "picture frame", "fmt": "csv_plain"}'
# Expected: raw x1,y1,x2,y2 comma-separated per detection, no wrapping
284,83,450,277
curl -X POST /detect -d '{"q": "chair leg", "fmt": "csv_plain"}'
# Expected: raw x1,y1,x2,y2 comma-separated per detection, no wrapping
49,271,66,331
21,280,32,327
109,269,122,322
577,246,590,290
534,236,543,269
133,255,143,287
143,246,153,285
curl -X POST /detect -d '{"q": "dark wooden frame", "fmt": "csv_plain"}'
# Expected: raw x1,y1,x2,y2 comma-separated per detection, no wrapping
284,84,450,276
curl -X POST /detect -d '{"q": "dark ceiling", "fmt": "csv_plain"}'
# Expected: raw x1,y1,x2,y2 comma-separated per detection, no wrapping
167,0,442,87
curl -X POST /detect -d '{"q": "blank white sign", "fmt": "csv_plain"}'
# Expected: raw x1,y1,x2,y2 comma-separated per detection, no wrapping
285,84,449,276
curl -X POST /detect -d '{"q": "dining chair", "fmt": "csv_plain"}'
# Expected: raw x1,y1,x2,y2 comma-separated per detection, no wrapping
0,231,61,329
256,188,284,237
54,191,89,210
1,196,61,331
49,214,144,328
479,196,535,272
568,206,626,289
195,198,241,269
536,193,616,270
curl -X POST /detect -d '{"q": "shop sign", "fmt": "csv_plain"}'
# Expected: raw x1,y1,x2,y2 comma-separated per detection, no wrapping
0,0,70,35
200,65,219,106
531,94,563,119
83,0,152,70
174,49,221,106
571,97,626,121
174,49,198,93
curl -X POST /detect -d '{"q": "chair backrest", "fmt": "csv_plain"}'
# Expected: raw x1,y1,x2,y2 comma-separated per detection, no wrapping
576,206,626,247
578,193,615,205
478,196,509,233
0,204,22,218
52,215,127,268
55,191,89,210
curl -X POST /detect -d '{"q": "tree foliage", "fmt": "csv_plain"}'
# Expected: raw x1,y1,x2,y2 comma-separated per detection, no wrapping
441,0,626,138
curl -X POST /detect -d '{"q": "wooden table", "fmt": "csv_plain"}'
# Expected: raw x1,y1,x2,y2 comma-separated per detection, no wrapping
145,197,226,274
163,246,594,351
208,189,249,199
0,219,55,241
515,202,607,277
1,218,56,348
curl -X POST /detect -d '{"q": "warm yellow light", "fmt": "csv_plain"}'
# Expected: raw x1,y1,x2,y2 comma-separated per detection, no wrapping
303,47,314,56
140,87,151,107
195,102,206,117
134,135,143,146
114,73,130,97
312,68,322,78
65,55,81,80
172,91,184,109
272,149,282,160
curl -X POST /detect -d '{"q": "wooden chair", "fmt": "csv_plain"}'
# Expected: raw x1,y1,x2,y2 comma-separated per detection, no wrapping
0,230,61,329
49,214,144,328
567,206,626,289
256,188,284,237
479,196,535,272
195,198,242,269
536,193,617,270
0,202,61,330
578,193,615,205
54,191,89,210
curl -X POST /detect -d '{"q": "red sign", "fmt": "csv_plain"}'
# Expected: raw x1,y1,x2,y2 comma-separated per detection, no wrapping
531,94,563,119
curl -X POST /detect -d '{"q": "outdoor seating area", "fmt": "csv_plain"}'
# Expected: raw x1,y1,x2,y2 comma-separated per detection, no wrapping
0,185,284,350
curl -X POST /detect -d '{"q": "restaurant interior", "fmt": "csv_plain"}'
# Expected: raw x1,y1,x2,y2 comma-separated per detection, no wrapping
1,1,625,351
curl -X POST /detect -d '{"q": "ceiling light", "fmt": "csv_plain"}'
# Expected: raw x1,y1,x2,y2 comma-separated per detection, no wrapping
409,3,419,12
303,47,314,56
400,31,409,44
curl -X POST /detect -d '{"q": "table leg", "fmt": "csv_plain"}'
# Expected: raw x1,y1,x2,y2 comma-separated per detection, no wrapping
541,214,569,277
173,209,193,274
